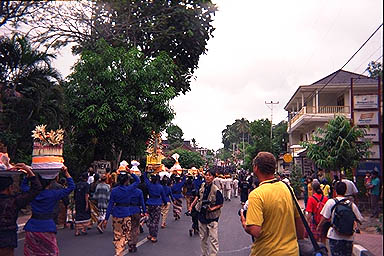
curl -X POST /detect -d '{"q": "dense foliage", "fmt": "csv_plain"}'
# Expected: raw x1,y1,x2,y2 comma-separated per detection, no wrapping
21,0,217,95
302,115,371,175
162,148,204,169
0,35,62,162
166,124,184,150
64,39,177,174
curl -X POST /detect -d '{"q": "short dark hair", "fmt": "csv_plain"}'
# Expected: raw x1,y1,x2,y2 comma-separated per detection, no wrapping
252,152,276,175
335,181,347,195
205,169,216,177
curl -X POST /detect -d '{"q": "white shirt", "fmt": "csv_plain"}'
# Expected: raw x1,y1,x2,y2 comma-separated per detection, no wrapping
233,179,239,188
342,179,358,196
320,196,364,241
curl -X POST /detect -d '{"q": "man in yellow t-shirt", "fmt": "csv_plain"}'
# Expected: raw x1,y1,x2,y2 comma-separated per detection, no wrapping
240,152,304,255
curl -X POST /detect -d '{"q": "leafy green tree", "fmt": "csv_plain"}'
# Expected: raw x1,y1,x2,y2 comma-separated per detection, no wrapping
24,0,217,95
242,119,272,170
64,39,176,173
302,115,371,176
0,35,62,162
162,148,204,169
166,124,184,150
289,164,304,197
271,121,288,155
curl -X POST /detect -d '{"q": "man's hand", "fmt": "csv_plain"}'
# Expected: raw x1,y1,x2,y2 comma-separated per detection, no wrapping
240,210,246,229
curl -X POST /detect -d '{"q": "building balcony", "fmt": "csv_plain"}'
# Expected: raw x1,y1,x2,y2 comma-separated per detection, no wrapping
289,105,350,132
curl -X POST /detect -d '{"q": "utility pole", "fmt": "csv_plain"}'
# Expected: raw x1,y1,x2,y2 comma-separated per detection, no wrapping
265,101,279,149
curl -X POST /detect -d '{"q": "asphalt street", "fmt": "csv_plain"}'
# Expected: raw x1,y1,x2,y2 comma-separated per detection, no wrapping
15,195,252,256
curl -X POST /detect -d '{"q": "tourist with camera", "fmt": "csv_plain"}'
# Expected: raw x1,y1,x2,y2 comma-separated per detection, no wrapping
189,169,223,256
239,152,304,255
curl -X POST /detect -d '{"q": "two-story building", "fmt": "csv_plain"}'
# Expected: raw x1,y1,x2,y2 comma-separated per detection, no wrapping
284,69,381,176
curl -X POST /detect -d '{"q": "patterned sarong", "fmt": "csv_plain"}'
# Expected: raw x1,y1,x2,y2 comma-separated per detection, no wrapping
128,213,141,246
89,200,99,225
112,216,130,256
24,231,58,256
173,199,183,218
160,202,171,226
146,205,161,238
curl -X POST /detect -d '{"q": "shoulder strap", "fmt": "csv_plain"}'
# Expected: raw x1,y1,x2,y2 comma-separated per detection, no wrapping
282,181,321,251
320,195,324,202
312,195,319,202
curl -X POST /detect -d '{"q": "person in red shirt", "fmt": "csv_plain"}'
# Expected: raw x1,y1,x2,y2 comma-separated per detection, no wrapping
305,181,328,243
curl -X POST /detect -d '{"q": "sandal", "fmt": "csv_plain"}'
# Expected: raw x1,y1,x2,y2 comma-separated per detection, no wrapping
150,237,157,243
161,224,166,229
146,235,152,240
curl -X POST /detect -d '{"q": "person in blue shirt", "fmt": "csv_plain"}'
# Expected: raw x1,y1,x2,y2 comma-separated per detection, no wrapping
102,170,142,254
74,172,91,236
171,174,186,220
160,176,174,229
144,173,166,243
23,166,75,256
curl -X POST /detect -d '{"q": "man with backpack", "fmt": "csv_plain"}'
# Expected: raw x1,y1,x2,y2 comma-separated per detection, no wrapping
305,181,328,243
317,181,363,256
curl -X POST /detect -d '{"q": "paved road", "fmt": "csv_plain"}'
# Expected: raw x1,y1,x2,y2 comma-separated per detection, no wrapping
15,196,252,256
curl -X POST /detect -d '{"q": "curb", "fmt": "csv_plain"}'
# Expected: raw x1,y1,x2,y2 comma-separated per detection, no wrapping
353,244,375,256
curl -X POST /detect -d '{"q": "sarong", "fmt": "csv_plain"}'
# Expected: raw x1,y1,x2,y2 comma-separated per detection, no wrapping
160,202,171,226
112,216,130,256
146,205,161,238
185,195,194,210
173,199,182,218
24,231,58,256
128,213,140,246
89,200,99,224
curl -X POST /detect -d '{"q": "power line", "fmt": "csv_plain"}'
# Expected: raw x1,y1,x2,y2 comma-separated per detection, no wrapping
299,23,383,109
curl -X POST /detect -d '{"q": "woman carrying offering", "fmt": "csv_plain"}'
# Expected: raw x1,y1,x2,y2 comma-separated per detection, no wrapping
160,176,174,229
144,173,167,243
23,166,75,256
102,169,141,255
171,174,186,220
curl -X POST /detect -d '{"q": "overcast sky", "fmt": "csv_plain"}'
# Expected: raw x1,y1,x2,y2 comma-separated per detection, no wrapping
54,0,383,151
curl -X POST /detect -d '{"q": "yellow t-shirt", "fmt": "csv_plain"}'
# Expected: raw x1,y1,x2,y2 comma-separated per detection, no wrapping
320,184,330,197
246,179,299,256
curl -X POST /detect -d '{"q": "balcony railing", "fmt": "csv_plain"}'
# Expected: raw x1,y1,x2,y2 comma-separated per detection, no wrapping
290,106,350,126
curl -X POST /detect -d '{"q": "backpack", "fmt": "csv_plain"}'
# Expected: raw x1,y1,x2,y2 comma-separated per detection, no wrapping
311,195,325,225
331,198,356,236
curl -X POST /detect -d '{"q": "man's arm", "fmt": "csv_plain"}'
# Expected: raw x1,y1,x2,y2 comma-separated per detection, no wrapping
240,213,262,238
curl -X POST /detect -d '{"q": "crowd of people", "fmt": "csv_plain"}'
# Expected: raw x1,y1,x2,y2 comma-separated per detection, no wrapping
0,155,381,256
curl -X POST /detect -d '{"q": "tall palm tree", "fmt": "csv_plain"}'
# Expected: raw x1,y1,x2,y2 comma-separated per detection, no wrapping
0,34,63,160
235,118,250,161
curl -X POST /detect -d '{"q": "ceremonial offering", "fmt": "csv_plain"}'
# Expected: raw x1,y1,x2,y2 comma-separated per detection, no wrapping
130,160,141,176
170,153,183,176
117,160,129,174
187,167,199,177
145,132,164,173
0,152,26,176
31,125,64,178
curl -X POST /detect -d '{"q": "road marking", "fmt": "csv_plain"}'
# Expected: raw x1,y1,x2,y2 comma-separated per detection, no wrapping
218,245,252,254
121,237,148,255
